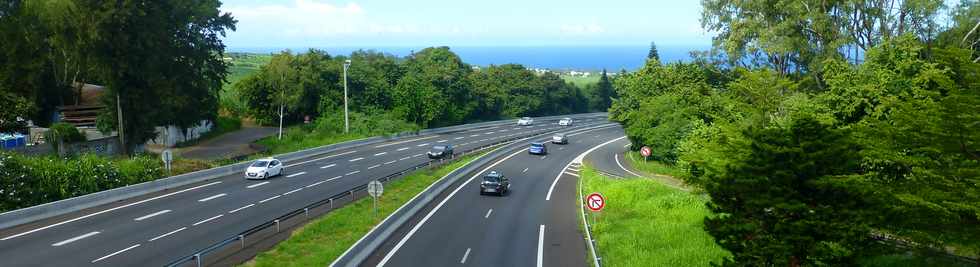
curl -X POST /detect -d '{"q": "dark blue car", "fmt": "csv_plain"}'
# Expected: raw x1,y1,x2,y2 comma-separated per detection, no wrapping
528,142,547,155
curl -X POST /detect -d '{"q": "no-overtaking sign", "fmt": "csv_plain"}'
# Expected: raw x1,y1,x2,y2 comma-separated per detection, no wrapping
586,193,605,212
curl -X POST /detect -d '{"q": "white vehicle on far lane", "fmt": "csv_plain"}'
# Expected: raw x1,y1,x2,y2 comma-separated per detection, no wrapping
245,158,285,179
558,117,573,126
517,117,534,126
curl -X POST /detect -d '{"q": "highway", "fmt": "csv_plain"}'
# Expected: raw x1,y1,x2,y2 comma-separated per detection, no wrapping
365,125,626,267
0,115,607,266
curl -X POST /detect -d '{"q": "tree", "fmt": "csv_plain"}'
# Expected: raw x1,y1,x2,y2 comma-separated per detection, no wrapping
647,41,660,61
0,89,34,133
593,69,616,110
398,47,472,126
89,0,236,153
704,116,874,266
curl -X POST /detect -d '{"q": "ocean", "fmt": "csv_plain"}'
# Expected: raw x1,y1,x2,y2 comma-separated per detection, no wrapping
227,45,709,71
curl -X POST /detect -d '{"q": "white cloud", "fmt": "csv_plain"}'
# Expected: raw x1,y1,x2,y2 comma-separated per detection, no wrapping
225,0,376,38
559,22,604,35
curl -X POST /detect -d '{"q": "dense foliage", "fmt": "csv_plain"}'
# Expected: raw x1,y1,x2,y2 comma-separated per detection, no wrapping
235,47,594,128
0,151,162,212
615,1,979,264
0,0,236,153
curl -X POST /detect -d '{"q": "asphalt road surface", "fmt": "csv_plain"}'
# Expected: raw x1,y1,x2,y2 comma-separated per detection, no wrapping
369,125,626,267
0,115,607,267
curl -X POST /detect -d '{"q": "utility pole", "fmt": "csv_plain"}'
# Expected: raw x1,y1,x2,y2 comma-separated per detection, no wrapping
343,59,351,134
278,72,284,140
116,92,126,156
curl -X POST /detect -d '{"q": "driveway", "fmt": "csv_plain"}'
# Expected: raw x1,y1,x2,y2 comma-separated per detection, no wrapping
179,126,277,160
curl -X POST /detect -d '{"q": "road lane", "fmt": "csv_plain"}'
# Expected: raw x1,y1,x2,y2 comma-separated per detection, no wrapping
0,115,608,266
375,126,625,267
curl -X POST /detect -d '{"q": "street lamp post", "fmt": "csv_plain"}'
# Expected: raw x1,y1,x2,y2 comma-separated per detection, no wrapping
278,73,284,140
343,59,351,134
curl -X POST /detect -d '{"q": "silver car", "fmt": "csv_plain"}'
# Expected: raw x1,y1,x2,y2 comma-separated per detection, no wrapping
552,133,568,144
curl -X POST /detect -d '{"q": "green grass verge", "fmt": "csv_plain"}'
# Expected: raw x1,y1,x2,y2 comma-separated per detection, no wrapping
561,74,600,88
243,152,486,267
624,151,686,178
578,165,730,266
255,129,369,156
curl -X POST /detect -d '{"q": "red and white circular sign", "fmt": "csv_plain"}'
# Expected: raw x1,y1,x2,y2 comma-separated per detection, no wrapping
586,193,605,212
640,146,652,157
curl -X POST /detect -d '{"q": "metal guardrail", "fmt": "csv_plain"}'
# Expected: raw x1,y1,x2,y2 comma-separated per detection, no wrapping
162,121,606,267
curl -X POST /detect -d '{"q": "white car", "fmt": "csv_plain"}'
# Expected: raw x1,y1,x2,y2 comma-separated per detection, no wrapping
245,158,285,179
517,117,534,126
558,117,573,126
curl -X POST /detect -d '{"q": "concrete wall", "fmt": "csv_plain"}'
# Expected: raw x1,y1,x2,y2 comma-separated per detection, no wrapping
150,120,213,147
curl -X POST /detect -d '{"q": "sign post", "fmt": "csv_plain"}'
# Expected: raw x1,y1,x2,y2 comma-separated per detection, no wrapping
368,180,384,220
640,146,652,162
161,149,173,174
586,192,605,226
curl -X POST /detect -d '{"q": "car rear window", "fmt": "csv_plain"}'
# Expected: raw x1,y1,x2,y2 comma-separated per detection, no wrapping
251,161,269,167
432,145,446,150
483,175,501,182
531,143,544,148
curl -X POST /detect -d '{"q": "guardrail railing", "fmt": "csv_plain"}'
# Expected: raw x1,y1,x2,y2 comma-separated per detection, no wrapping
163,122,592,267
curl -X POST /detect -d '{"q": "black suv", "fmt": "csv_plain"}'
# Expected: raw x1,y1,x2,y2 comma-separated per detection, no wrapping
427,144,454,159
480,171,510,196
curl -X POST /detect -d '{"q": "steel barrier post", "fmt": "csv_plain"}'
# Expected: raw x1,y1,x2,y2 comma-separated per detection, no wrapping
275,220,280,233
195,253,202,267
239,235,245,249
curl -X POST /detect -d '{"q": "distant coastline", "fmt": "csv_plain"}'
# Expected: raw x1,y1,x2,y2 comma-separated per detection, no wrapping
226,45,710,71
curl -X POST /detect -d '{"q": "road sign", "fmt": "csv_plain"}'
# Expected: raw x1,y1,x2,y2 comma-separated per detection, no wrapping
368,181,384,197
640,146,652,157
586,193,605,212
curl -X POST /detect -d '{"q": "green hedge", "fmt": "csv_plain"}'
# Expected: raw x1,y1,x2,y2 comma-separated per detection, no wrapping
0,152,163,213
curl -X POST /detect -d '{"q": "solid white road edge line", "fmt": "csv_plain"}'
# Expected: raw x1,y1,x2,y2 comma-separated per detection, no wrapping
286,150,357,167
376,148,525,266
537,224,545,267
91,244,140,263
134,210,172,221
148,227,186,242
192,214,223,226
545,136,627,201
461,248,472,264
198,193,227,202
1,181,222,241
615,153,643,178
247,181,270,188
228,204,254,214
286,171,307,178
51,231,100,247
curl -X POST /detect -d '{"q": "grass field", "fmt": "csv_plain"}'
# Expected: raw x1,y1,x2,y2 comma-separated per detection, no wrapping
578,165,730,266
243,152,485,267
561,74,600,88
624,151,686,178
221,53,272,115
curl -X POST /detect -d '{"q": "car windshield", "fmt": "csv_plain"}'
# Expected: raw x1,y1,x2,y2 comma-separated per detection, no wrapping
432,145,446,151
251,161,270,168
522,117,530,120
483,175,501,182
531,143,544,148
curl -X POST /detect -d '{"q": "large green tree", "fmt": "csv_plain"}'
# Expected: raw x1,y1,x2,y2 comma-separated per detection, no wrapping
705,116,874,266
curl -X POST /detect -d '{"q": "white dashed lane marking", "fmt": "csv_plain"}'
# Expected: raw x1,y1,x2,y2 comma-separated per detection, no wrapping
346,170,361,176
259,195,281,204
384,160,396,165
228,204,254,214
52,231,100,247
454,137,464,140
375,152,387,156
148,227,186,242
134,210,171,221
192,215,223,226
247,181,269,188
283,188,303,195
417,143,430,147
198,193,227,202
349,157,364,162
92,244,140,263
397,147,410,151
286,171,306,178
321,163,336,169
368,164,381,169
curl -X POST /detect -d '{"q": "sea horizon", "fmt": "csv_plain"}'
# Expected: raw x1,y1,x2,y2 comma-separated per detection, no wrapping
226,45,711,71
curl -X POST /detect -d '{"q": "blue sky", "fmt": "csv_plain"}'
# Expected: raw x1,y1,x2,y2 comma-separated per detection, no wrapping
219,0,712,48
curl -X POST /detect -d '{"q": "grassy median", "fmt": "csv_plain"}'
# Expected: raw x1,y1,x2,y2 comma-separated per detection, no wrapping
578,165,730,266
243,152,486,267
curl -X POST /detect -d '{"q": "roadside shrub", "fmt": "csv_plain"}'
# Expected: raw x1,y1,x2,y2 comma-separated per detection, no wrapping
45,122,86,152
0,151,162,213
